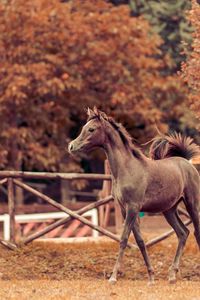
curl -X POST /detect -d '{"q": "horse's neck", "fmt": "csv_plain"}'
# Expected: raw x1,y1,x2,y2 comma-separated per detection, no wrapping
104,134,141,180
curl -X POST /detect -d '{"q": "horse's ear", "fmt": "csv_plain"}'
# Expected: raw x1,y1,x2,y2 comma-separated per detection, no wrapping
94,106,108,121
93,106,100,116
87,106,107,120
97,108,108,121
87,107,95,118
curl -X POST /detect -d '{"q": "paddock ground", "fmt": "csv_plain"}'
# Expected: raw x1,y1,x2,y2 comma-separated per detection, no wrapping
0,216,199,300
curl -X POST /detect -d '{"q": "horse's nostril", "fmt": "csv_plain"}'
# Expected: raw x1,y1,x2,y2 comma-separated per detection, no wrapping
68,143,74,153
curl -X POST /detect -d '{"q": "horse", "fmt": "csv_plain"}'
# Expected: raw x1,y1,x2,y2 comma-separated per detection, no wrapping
68,107,200,284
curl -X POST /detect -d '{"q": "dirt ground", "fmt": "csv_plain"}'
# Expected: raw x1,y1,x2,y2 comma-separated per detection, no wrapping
0,217,199,299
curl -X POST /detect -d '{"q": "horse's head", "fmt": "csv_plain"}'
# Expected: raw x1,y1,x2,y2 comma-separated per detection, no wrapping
68,107,107,155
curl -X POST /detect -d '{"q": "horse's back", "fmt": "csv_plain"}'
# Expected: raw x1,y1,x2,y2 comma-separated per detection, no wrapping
142,157,200,213
170,157,200,189
176,157,200,198
147,156,199,186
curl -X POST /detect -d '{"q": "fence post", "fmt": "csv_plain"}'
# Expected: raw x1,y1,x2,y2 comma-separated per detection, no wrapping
8,178,16,243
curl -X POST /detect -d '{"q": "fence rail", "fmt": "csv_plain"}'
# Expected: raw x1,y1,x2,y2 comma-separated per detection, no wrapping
0,170,192,251
0,171,112,180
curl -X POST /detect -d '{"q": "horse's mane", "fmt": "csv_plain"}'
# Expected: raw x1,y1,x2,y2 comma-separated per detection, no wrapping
87,107,144,160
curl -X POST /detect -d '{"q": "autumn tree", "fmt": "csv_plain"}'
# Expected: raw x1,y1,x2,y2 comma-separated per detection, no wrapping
181,0,200,121
108,0,198,138
0,0,189,172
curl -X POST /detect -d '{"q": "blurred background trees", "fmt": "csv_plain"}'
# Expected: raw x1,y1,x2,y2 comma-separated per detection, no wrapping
130,0,192,73
111,0,192,72
0,0,199,173
181,0,200,122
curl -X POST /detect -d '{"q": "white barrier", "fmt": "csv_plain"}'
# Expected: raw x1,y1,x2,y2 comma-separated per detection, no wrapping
0,209,98,241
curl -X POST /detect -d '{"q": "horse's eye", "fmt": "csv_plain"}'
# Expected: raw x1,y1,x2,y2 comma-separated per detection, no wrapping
88,128,95,133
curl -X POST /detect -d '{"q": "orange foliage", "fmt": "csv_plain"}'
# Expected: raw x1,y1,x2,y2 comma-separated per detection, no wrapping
181,1,200,120
0,0,187,171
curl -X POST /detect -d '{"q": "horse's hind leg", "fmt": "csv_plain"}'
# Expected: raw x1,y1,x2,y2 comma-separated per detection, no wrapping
184,193,200,249
163,208,189,283
132,219,154,284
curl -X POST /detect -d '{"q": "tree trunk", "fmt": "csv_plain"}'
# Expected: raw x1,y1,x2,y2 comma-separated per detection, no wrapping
9,134,24,205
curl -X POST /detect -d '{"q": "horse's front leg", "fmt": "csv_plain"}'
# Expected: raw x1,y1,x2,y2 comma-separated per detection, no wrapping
132,219,155,284
109,206,136,284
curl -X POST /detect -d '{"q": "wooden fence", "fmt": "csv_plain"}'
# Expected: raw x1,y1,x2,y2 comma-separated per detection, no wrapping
0,170,192,251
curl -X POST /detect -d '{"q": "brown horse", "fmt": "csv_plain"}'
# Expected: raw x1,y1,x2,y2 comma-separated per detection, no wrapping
68,107,200,284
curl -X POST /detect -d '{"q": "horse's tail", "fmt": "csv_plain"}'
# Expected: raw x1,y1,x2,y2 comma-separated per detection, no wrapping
149,132,200,160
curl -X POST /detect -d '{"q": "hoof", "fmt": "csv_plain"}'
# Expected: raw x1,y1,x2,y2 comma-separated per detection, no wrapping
147,279,155,286
168,268,178,284
169,277,177,284
108,277,117,285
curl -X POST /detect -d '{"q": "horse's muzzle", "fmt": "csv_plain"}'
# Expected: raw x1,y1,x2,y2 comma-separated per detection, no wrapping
68,141,82,154
68,142,75,154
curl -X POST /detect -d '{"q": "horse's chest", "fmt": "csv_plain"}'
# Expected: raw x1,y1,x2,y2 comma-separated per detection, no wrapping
112,184,122,202
112,182,124,206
